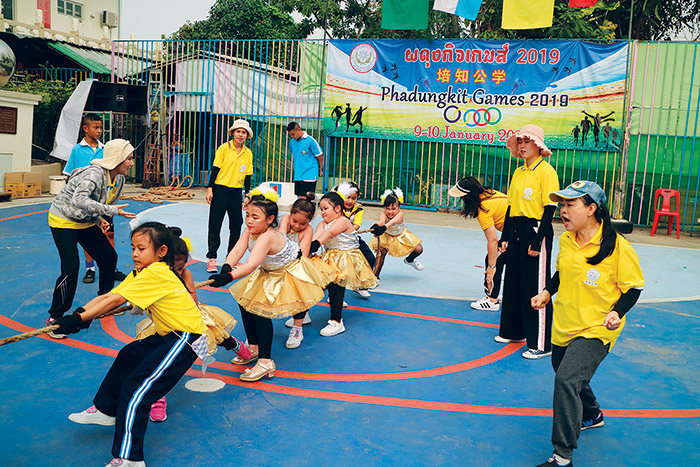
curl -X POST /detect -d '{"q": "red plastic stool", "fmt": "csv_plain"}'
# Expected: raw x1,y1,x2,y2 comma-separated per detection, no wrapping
650,188,681,239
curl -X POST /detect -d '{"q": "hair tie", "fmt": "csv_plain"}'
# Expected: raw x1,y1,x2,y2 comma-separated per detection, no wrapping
381,187,404,204
181,236,193,252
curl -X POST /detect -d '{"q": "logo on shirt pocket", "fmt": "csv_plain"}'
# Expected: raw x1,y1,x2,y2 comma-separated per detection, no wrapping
301,150,308,154
240,164,247,172
584,268,600,287
523,187,534,199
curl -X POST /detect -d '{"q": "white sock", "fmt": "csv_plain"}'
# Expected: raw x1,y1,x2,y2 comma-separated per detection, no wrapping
292,325,303,334
87,266,95,271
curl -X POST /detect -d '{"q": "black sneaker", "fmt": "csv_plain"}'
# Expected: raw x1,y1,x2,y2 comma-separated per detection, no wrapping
82,270,95,283
581,411,604,430
537,457,573,467
114,270,127,282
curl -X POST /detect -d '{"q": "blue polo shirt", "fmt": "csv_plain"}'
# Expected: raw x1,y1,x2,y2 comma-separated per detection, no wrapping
64,139,104,176
289,132,323,181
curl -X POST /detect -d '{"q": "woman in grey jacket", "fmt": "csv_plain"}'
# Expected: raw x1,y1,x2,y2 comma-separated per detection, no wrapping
47,139,136,338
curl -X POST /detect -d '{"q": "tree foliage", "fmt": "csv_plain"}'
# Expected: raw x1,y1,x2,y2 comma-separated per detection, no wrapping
171,0,313,40
269,0,699,41
4,78,75,160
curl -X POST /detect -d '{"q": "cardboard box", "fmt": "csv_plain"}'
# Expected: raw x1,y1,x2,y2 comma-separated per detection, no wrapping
5,171,42,198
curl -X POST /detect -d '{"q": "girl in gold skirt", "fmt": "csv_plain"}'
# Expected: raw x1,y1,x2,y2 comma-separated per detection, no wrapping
279,195,337,348
369,188,424,279
308,188,377,337
133,227,251,420
208,187,330,381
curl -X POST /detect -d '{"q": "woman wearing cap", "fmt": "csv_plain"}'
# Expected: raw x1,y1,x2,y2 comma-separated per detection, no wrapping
496,124,560,359
46,139,136,337
449,177,508,311
531,181,643,467
205,119,255,273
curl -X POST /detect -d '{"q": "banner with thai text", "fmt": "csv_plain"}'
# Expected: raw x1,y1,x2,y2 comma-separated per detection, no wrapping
324,39,628,151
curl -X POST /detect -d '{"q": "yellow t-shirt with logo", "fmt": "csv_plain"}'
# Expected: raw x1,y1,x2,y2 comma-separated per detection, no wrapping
552,225,644,349
476,191,508,232
212,142,254,188
112,262,205,336
507,156,560,219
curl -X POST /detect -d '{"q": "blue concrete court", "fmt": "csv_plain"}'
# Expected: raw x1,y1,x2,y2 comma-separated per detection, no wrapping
1,201,699,466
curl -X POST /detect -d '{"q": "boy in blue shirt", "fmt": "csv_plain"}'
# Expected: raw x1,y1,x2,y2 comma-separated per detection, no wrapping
287,122,323,200
64,113,104,176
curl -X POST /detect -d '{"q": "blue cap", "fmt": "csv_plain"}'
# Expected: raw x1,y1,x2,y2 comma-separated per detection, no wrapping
549,181,607,206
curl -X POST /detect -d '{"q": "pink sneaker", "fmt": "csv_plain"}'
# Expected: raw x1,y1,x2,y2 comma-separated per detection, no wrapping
206,258,217,273
149,397,167,422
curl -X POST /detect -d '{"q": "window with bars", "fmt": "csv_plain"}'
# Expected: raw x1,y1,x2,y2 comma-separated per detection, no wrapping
58,0,82,19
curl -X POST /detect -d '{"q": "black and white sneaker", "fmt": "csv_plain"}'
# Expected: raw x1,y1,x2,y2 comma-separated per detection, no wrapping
470,296,500,310
581,411,604,430
82,269,95,283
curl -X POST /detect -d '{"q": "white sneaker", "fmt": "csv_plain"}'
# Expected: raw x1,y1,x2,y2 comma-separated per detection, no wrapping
46,317,67,339
494,335,526,344
403,258,424,271
206,258,217,273
470,296,500,311
320,319,345,337
106,459,146,467
354,289,371,298
285,314,312,328
286,327,304,349
69,406,116,426
327,298,348,307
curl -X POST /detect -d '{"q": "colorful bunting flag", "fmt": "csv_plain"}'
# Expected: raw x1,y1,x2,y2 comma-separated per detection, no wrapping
569,0,599,6
502,0,555,29
381,0,429,30
433,0,484,21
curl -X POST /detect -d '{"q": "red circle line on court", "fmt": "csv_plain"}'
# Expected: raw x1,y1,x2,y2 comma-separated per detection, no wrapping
0,209,49,223
3,314,699,419
99,313,517,381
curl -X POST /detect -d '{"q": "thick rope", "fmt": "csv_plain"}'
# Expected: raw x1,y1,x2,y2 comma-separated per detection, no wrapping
0,280,214,347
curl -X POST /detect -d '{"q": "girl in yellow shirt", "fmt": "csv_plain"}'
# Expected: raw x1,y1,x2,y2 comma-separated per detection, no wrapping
52,222,208,467
531,181,644,467
449,176,508,311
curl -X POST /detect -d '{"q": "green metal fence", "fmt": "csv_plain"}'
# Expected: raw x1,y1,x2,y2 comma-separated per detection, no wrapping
97,39,700,232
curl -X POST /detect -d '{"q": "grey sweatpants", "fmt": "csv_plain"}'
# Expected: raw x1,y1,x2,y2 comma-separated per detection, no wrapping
551,337,610,458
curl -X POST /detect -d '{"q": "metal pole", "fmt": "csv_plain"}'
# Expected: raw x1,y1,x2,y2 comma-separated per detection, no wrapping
315,0,331,191
615,0,636,219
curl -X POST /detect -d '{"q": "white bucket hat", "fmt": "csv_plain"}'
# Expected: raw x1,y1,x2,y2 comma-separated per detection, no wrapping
91,139,134,170
506,124,552,158
228,119,254,139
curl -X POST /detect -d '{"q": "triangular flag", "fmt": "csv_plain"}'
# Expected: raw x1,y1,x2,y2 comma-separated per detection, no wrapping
381,0,429,30
570,0,598,6
502,0,554,29
433,0,484,21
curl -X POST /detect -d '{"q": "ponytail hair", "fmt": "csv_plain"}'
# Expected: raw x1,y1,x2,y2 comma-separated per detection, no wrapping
583,195,618,265
168,226,190,261
456,177,495,219
290,195,315,220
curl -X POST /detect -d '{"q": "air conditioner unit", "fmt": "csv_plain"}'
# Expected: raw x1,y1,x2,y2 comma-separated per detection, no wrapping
101,11,118,28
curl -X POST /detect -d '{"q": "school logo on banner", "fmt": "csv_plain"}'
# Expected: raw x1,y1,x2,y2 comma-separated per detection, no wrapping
324,39,628,151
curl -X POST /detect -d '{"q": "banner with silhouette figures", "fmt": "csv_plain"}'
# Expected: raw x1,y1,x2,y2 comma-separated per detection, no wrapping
324,39,628,151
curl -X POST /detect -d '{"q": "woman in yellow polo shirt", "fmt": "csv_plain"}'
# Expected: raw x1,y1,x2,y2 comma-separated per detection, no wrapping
531,181,644,467
449,177,508,311
205,119,255,273
52,222,207,467
496,125,560,359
